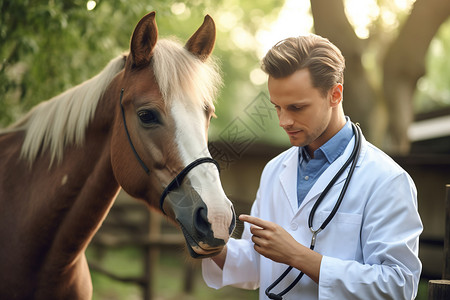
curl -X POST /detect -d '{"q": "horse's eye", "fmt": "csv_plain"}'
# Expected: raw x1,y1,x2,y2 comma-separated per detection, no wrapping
138,109,159,125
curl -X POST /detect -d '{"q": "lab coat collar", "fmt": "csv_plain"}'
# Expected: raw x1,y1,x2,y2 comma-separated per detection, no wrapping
301,133,367,211
279,131,368,214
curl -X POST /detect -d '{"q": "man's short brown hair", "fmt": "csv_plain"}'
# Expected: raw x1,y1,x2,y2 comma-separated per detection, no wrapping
261,34,345,96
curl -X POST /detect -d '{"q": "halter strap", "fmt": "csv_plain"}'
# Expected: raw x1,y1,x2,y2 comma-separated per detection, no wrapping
119,88,220,215
159,157,220,215
119,88,150,174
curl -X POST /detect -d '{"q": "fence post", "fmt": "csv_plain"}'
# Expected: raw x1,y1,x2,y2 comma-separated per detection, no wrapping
443,184,450,280
428,184,450,299
143,210,162,300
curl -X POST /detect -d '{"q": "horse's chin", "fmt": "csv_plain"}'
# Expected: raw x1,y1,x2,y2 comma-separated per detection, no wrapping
179,223,225,258
186,243,223,258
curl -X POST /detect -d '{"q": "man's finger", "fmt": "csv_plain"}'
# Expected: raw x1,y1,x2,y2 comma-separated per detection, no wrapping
239,214,269,229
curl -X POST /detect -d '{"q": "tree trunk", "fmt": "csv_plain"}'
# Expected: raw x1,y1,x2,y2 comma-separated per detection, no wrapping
310,0,450,154
310,0,378,142
383,0,450,154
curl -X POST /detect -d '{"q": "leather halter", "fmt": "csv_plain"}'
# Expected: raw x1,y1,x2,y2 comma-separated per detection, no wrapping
119,89,150,174
119,88,220,215
159,157,219,214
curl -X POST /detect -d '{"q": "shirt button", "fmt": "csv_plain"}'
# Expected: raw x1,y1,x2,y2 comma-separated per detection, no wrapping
290,223,298,231
304,176,309,181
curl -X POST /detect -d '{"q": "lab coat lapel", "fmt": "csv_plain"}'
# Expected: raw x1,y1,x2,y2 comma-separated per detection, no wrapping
299,135,366,210
279,148,299,214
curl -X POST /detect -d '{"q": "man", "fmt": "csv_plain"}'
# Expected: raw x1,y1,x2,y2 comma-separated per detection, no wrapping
202,34,423,299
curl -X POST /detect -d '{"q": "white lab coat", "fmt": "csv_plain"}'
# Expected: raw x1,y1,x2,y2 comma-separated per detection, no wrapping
202,133,423,299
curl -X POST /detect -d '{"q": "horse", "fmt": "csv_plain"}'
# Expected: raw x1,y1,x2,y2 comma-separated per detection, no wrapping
0,12,235,299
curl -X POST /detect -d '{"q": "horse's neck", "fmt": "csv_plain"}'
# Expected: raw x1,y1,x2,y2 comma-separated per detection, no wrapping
1,108,119,268
48,138,119,252
0,96,120,297
40,109,120,266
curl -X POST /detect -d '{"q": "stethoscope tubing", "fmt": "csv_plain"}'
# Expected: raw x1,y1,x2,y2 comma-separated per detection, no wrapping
265,122,362,300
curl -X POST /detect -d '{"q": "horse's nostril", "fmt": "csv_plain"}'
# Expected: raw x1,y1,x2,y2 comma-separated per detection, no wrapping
194,206,210,238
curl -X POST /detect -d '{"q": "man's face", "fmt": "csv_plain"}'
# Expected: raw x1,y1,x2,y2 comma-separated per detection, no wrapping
268,69,336,153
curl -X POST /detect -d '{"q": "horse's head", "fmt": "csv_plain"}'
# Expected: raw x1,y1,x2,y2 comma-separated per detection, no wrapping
110,12,235,258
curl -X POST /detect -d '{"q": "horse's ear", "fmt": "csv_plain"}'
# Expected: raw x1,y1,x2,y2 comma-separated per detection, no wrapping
130,12,158,68
185,15,216,61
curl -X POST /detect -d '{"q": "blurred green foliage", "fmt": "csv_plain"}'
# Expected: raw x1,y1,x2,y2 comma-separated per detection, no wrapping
414,18,450,113
0,0,286,144
1,0,449,142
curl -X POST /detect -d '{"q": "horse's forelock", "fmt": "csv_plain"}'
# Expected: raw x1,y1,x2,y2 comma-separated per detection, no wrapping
151,39,222,111
11,38,221,168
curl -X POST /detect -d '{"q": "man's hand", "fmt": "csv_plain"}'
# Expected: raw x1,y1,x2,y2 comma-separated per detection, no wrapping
239,214,301,265
239,214,322,283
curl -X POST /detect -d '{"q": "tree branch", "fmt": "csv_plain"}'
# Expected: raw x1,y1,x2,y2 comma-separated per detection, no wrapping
383,0,450,153
384,0,450,81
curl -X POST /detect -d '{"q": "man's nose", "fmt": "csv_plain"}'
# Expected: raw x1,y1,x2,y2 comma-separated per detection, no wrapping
278,110,293,128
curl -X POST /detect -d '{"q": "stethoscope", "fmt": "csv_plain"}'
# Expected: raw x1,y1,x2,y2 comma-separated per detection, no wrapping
265,122,362,300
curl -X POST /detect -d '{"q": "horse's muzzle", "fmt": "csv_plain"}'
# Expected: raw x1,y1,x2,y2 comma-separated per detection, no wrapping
167,187,236,258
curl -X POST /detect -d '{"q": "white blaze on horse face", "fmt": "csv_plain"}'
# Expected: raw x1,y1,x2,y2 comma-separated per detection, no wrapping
171,100,233,242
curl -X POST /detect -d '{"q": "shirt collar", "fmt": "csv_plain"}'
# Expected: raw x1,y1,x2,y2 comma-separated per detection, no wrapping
298,118,353,164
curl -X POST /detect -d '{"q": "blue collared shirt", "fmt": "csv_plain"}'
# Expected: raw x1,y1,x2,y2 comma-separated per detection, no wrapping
297,119,353,207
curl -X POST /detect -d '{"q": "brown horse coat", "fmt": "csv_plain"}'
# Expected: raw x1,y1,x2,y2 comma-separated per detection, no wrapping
0,12,234,299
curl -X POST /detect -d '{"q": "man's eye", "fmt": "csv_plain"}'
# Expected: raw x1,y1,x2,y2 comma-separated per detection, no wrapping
138,109,160,125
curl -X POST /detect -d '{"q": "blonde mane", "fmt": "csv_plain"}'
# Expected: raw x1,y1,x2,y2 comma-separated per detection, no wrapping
7,38,222,167
8,55,126,166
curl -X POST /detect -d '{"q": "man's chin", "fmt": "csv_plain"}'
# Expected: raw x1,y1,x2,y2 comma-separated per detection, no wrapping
288,137,306,147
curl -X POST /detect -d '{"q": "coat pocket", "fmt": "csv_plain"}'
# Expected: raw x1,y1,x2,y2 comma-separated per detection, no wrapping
312,211,363,260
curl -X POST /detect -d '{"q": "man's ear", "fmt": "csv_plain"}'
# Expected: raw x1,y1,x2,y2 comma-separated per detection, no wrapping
330,83,343,107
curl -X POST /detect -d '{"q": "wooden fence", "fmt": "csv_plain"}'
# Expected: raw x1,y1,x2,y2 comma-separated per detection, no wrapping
88,192,186,300
428,184,450,299
88,191,250,300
